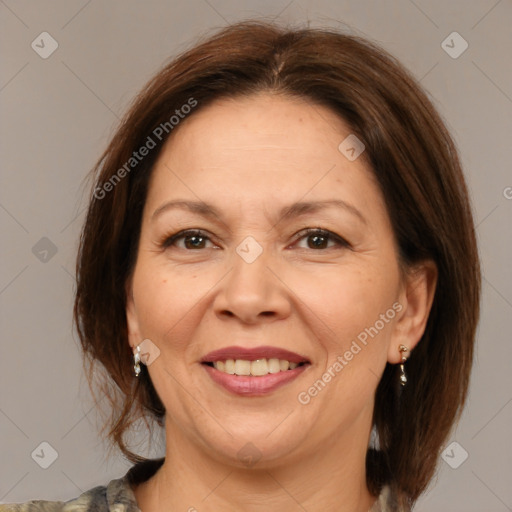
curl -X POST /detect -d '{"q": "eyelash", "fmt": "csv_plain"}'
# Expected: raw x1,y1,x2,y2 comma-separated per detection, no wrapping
159,228,350,251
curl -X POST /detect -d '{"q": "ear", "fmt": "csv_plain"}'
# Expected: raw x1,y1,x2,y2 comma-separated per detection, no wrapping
125,276,141,352
388,260,438,363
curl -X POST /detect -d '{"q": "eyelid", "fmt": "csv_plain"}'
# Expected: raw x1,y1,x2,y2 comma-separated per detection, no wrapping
160,227,350,251
160,229,216,249
290,227,351,249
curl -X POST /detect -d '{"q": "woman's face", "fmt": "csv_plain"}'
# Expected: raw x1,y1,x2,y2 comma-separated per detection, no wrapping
126,92,416,467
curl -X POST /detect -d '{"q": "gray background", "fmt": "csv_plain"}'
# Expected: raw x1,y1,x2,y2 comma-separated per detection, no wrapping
1,1,511,510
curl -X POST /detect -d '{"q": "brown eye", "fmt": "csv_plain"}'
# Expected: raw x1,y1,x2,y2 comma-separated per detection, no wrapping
306,232,329,249
161,230,214,250
182,233,207,249
294,228,350,250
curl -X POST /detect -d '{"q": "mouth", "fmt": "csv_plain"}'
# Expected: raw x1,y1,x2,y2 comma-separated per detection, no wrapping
202,358,308,376
200,346,311,396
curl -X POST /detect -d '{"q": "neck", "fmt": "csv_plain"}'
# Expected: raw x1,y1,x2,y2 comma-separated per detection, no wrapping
134,412,378,512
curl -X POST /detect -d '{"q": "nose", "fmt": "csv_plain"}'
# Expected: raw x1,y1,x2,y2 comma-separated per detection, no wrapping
213,243,291,324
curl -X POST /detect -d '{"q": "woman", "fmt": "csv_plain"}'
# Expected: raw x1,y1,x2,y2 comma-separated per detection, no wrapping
2,20,480,512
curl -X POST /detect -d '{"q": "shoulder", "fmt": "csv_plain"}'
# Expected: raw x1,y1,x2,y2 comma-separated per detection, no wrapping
0,484,106,512
0,477,130,512
0,458,164,512
370,485,410,512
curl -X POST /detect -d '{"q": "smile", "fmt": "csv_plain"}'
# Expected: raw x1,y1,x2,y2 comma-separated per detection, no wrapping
200,345,311,396
205,358,305,376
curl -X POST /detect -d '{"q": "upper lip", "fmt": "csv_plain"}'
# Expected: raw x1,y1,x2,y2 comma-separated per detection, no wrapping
201,346,310,364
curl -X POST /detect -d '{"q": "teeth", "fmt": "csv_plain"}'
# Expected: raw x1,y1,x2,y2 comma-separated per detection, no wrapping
250,359,268,376
224,359,235,374
279,359,289,371
212,358,303,376
268,358,281,374
234,359,251,376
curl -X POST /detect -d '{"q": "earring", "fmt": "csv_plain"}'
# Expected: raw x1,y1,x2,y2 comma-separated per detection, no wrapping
398,344,409,386
133,345,141,377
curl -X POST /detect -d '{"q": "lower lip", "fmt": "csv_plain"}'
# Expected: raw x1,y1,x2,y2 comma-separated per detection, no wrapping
202,363,309,396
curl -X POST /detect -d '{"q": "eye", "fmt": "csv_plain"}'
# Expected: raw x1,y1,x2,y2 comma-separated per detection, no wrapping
160,229,215,250
293,228,350,250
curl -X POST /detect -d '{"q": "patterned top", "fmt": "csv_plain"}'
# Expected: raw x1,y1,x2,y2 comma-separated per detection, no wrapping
0,458,403,511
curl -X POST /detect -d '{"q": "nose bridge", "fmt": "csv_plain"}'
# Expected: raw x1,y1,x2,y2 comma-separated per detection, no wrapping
215,235,289,322
232,235,270,289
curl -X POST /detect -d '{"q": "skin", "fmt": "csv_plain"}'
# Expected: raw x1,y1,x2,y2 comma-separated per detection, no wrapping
126,92,437,512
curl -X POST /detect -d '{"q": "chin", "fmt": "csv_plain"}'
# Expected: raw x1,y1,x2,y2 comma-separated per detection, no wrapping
193,421,312,470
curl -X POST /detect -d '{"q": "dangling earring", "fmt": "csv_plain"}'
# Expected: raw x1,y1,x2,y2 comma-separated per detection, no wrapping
133,345,141,377
398,344,409,386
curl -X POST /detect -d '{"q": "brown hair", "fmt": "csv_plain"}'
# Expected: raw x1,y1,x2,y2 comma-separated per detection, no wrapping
74,20,480,509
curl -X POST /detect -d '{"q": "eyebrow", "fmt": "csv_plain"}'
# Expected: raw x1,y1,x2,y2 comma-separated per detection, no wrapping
278,199,366,225
151,199,367,225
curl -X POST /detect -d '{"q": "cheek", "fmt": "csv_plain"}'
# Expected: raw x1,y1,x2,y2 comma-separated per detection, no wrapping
294,268,399,423
131,262,209,355
291,262,399,351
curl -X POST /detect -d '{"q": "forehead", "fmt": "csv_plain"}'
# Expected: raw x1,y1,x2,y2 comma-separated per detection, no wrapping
143,93,382,222
158,92,358,170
